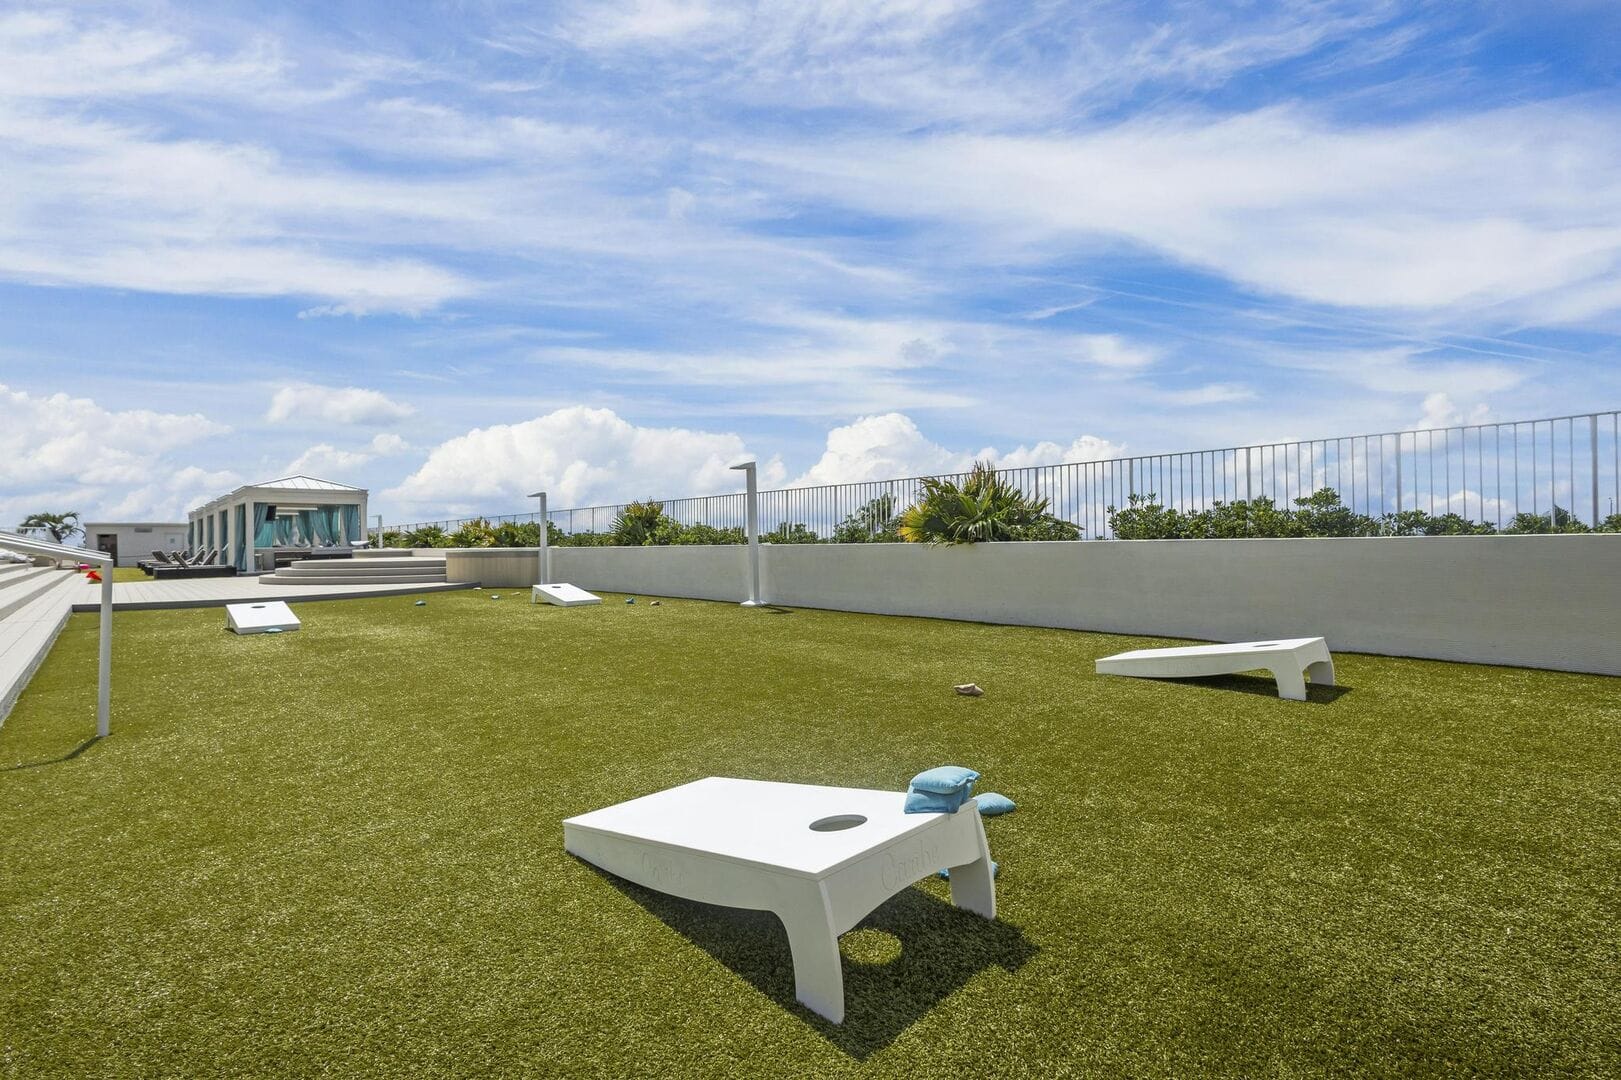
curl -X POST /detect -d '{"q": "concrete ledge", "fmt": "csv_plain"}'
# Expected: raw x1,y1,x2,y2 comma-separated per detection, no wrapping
550,536,1621,676
444,548,546,588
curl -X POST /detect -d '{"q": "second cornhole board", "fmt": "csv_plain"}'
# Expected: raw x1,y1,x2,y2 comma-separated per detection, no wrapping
531,582,602,606
1095,636,1334,701
226,601,300,635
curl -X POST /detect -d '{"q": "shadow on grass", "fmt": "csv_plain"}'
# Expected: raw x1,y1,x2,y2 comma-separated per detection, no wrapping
1152,674,1352,703
593,868,1037,1058
1,733,105,771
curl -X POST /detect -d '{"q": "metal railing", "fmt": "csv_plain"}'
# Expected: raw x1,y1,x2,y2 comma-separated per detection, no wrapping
386,409,1621,540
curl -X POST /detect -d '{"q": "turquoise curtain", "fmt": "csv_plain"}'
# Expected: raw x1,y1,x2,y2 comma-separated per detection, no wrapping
234,504,248,571
253,503,275,547
206,516,215,550
313,507,340,546
274,517,293,545
188,521,195,552
341,506,361,544
296,510,316,547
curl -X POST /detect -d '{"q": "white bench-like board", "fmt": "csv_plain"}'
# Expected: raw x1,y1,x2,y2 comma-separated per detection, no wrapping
1095,637,1336,701
0,574,82,723
564,777,996,1024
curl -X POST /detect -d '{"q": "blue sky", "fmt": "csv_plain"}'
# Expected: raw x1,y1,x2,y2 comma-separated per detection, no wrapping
2,0,1619,526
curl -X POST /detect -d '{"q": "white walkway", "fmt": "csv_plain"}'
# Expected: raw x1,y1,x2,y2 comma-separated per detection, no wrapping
69,576,473,612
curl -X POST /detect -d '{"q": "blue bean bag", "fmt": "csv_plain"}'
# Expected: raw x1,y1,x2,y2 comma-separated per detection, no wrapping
904,765,979,814
976,792,1016,816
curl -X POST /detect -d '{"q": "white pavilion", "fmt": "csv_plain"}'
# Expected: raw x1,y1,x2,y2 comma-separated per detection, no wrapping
187,476,369,572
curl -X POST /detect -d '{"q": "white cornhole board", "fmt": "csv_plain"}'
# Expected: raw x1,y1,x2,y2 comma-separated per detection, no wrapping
1095,636,1335,701
531,582,602,606
226,600,300,635
564,777,996,1024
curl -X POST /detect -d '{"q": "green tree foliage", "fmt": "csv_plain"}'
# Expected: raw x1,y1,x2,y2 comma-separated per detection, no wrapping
448,518,497,547
1599,514,1621,533
1383,510,1495,536
1503,506,1591,534
610,500,683,546
379,530,408,548
898,461,1080,544
761,522,820,544
403,525,453,548
671,523,747,545
832,494,901,543
1108,487,1523,538
18,511,81,543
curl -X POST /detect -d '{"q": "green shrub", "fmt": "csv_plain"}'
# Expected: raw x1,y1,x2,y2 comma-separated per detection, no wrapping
832,495,902,543
403,525,452,548
762,522,821,544
1503,506,1590,534
449,518,497,547
671,523,747,545
899,461,1080,544
610,500,683,546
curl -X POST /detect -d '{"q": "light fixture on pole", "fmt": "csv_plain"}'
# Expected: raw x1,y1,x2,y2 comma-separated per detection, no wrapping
528,491,549,585
729,461,762,607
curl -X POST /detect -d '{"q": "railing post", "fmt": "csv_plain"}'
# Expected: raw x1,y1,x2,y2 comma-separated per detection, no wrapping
730,461,762,606
529,491,549,584
1394,433,1402,514
1591,414,1601,528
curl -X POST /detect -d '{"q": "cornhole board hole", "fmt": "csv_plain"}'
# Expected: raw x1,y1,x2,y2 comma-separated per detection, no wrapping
226,601,301,635
531,583,602,606
1095,636,1335,701
563,777,996,1024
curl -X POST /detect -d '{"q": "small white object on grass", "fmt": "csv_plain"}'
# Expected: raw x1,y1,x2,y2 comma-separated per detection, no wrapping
650,600,661,606
415,600,427,606
226,601,300,635
626,597,636,604
954,683,984,697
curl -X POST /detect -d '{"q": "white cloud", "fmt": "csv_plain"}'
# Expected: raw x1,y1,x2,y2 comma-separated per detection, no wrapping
1158,383,1257,406
386,406,784,513
787,413,1124,486
1074,334,1160,370
736,103,1621,319
267,384,415,425
1412,392,1491,432
0,382,230,527
283,433,412,477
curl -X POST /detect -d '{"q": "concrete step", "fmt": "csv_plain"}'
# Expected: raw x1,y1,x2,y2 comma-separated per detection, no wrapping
284,557,444,571
267,564,448,580
0,574,82,724
0,569,77,622
259,572,450,586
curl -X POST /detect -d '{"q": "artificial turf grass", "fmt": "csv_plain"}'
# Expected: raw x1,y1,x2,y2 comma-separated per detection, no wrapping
1,594,1617,1078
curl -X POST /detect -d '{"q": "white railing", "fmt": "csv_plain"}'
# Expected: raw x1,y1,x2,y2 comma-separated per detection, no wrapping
0,530,113,736
386,409,1621,540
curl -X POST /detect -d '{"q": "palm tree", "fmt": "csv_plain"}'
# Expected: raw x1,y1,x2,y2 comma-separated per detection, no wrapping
18,511,81,544
897,462,1078,544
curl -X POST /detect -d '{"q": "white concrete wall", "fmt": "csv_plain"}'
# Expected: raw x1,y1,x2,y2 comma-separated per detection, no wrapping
445,548,545,587
553,544,748,602
547,537,1621,675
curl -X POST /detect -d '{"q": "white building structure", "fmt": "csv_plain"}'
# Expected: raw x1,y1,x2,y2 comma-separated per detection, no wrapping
82,522,189,567
186,476,368,572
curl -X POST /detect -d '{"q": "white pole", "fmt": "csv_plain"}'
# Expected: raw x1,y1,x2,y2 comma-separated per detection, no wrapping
97,559,112,737
529,491,549,585
730,462,762,606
